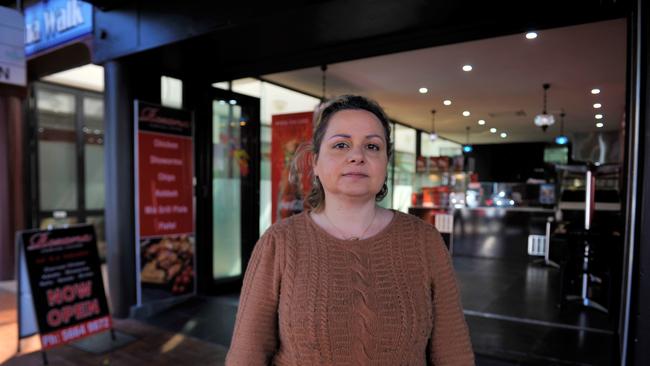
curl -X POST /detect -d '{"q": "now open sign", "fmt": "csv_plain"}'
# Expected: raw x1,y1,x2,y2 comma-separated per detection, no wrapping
17,225,112,349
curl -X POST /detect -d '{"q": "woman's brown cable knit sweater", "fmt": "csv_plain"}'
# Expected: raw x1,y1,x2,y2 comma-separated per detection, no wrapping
226,210,475,365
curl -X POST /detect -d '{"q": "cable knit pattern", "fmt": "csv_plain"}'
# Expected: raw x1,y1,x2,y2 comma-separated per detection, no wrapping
226,210,474,366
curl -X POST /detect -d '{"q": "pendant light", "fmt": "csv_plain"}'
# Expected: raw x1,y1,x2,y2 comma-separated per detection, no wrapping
534,83,555,132
463,126,473,153
313,64,329,123
555,110,569,145
321,64,328,102
429,109,438,141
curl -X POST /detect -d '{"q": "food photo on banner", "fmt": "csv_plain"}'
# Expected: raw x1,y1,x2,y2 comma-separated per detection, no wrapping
16,225,112,350
134,101,196,305
271,111,314,223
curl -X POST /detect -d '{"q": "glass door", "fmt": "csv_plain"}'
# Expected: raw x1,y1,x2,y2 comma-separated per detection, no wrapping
199,88,260,294
31,82,107,259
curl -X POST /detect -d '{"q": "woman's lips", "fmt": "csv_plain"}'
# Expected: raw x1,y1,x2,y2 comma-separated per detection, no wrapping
342,173,368,177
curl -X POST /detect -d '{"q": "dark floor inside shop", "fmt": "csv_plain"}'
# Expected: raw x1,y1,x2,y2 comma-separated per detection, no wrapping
456,256,617,365
141,255,618,366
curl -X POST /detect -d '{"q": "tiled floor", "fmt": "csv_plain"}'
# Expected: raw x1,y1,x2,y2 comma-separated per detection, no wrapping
137,295,240,348
454,256,618,365
142,295,521,366
1,254,619,365
454,256,613,331
0,288,228,365
141,256,619,365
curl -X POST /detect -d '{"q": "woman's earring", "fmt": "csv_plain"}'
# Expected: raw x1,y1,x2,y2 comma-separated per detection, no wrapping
375,176,388,201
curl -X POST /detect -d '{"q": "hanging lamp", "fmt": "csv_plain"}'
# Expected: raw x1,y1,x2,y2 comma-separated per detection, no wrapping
429,109,438,141
313,64,329,123
463,126,473,153
555,110,569,145
321,64,328,102
534,83,555,132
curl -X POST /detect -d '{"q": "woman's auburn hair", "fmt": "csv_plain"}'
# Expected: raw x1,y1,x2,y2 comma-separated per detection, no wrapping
290,95,393,212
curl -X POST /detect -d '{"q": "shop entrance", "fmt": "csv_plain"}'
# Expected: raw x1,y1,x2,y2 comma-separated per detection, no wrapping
40,0,647,362
196,87,261,295
253,18,628,364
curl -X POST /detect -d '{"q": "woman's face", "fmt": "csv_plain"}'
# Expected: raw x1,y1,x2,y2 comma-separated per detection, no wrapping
313,109,388,203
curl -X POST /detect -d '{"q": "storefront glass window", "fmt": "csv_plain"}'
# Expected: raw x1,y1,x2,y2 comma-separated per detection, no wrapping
212,100,243,279
393,124,416,212
83,97,105,210
86,215,106,260
34,82,106,260
161,76,183,109
223,78,320,234
377,122,395,208
37,89,78,211
39,216,78,229
260,124,272,229
420,134,463,157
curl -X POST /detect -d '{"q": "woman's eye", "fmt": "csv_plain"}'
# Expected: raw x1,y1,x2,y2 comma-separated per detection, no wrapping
333,142,349,149
367,144,380,151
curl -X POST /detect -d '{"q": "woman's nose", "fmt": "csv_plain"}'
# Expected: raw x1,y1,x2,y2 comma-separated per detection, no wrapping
346,146,365,163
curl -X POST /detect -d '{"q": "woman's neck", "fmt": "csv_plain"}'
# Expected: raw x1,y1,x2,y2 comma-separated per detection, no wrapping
316,197,380,239
324,197,375,218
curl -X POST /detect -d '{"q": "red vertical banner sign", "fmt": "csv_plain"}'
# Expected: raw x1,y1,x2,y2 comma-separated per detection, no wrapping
271,112,314,223
135,101,196,305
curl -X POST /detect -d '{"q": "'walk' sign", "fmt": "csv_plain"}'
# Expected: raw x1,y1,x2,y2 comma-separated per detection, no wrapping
24,0,93,57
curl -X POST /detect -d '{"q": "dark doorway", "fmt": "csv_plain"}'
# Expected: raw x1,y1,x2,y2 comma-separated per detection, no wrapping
195,87,261,296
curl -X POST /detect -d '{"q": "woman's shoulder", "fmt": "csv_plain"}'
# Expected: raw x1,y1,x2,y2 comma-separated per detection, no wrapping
259,211,309,241
392,210,439,234
393,211,447,253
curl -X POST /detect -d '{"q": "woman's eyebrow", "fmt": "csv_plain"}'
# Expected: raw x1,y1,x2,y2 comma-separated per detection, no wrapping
327,133,385,141
328,134,351,140
366,134,385,141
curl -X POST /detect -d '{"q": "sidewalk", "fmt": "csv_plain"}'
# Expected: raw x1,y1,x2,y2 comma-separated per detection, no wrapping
0,283,227,366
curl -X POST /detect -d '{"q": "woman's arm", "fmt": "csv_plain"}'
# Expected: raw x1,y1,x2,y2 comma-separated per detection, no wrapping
226,230,284,365
428,229,475,366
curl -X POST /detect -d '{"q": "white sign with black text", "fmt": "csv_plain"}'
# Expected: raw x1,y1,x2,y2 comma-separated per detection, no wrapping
0,6,26,87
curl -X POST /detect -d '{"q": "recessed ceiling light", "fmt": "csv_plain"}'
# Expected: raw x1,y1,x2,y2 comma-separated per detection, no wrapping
596,122,604,128
591,88,601,95
462,111,471,117
462,65,473,72
525,32,538,40
419,87,428,94
500,132,507,138
478,119,486,125
595,114,603,119
593,103,602,108
490,128,497,133
443,99,452,106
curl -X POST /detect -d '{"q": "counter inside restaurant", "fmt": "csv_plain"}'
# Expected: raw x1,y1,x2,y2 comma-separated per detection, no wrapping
409,205,554,259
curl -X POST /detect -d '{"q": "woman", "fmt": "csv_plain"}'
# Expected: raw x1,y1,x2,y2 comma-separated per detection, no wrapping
226,95,474,365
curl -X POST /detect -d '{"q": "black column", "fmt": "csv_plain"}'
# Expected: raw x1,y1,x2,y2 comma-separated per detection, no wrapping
628,0,650,364
0,97,13,280
183,76,211,295
0,92,25,281
103,60,136,318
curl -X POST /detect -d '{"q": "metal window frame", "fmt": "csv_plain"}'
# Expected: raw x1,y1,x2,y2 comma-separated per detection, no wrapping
29,81,105,229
